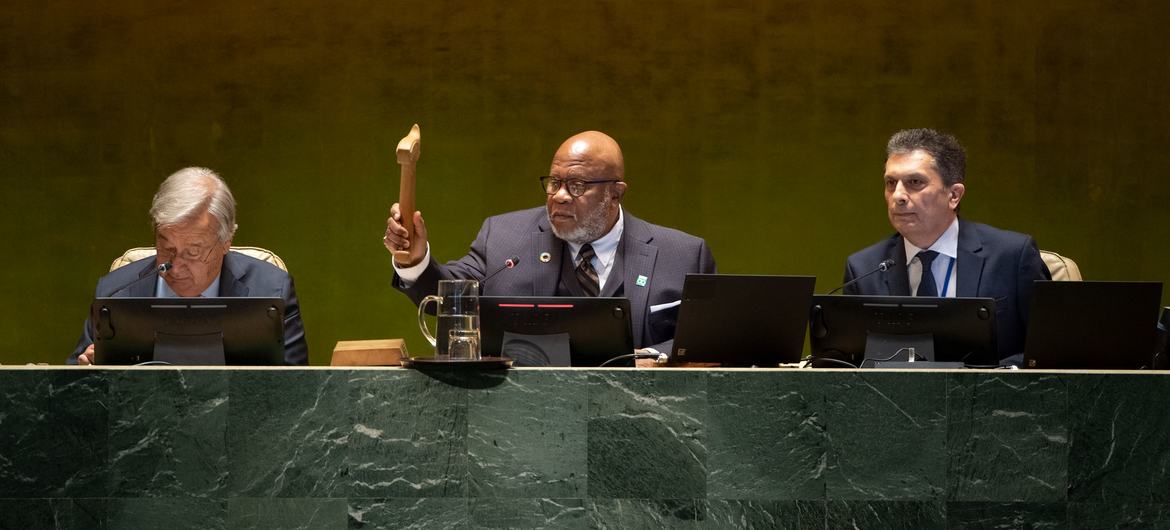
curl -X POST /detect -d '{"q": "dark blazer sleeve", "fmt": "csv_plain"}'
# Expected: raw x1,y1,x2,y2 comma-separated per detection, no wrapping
393,217,494,306
1014,235,1050,342
66,264,143,364
67,289,99,364
280,274,309,365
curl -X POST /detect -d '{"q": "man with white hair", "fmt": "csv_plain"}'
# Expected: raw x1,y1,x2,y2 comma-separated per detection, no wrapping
69,167,308,365
383,131,715,360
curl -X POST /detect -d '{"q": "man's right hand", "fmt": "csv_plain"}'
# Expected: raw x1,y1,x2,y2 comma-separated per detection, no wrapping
78,344,96,365
383,202,429,267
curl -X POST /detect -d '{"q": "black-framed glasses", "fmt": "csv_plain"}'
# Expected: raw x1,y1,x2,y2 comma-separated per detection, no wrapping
539,176,620,198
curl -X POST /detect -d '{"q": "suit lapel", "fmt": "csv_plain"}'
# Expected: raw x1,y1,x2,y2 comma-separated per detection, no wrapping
600,244,625,297
218,252,249,297
558,243,586,297
955,220,985,297
622,215,658,347
885,236,911,296
127,260,160,297
530,221,563,296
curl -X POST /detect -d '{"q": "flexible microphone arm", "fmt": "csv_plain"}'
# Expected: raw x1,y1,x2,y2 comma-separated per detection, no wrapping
107,261,172,296
481,256,520,284
827,258,895,295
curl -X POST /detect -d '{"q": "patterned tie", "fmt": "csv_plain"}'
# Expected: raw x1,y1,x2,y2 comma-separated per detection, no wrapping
576,244,600,297
916,250,939,297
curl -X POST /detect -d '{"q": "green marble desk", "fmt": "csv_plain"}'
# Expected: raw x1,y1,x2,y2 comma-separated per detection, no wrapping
1,367,1168,529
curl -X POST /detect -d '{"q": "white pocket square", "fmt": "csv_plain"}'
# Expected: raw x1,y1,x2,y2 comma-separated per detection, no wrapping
650,300,681,313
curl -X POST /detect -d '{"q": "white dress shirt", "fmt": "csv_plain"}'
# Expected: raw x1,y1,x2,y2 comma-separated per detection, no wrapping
566,207,623,292
156,274,220,298
903,218,959,297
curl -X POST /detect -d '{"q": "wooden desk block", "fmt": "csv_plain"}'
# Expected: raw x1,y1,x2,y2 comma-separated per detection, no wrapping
331,339,407,366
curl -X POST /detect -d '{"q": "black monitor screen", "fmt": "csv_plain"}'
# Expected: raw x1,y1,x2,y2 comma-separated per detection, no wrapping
479,296,634,367
809,295,998,367
1023,281,1163,369
91,297,285,366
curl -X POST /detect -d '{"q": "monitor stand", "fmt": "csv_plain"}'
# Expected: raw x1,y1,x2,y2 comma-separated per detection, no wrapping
154,332,226,365
864,332,967,368
863,332,934,363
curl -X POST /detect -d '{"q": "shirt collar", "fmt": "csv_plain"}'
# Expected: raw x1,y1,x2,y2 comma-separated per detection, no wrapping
903,217,960,263
156,273,221,298
568,206,624,266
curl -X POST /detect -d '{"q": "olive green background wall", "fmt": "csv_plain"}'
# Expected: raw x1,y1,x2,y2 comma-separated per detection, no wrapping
2,1,1167,365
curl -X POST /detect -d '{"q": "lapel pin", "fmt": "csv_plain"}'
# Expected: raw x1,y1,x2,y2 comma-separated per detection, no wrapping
635,275,648,287
539,252,551,263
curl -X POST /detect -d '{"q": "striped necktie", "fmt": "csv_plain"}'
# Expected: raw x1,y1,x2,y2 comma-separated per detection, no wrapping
576,244,600,297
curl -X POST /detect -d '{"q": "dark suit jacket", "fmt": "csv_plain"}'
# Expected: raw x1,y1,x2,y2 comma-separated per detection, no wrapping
394,207,716,352
69,251,309,365
842,220,1050,361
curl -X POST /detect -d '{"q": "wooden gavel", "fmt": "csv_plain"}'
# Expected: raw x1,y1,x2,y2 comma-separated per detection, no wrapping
396,123,421,234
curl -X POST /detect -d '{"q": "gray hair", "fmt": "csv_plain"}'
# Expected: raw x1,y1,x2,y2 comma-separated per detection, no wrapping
886,128,967,187
149,167,238,242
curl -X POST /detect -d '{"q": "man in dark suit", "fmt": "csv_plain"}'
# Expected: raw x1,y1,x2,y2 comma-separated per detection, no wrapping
843,129,1049,364
69,167,308,365
383,131,715,360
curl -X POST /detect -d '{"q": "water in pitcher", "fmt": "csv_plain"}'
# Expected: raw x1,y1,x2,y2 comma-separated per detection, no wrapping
435,314,479,358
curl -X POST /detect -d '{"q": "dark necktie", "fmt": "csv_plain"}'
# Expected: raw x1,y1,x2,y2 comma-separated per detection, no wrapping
576,244,600,297
916,250,939,297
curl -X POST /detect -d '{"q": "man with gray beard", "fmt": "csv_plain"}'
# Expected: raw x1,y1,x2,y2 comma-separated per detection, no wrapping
384,131,715,358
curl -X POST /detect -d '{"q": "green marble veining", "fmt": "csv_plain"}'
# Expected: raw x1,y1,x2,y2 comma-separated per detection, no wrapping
586,371,707,499
226,370,356,498
227,497,348,530
825,500,946,529
347,498,468,529
946,502,1066,529
107,370,229,498
823,372,948,500
1068,502,1170,529
338,370,470,499
3,368,1170,528
946,373,1068,502
0,371,109,498
703,500,827,529
707,371,827,500
469,497,587,529
1067,375,1170,504
0,498,105,529
105,497,226,529
585,498,706,528
467,371,588,499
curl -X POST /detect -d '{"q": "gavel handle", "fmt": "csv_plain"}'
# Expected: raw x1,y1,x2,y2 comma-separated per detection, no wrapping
396,123,421,234
398,163,416,233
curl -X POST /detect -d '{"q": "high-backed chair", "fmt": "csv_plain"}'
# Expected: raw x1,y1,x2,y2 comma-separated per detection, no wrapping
1039,250,1082,281
109,246,288,273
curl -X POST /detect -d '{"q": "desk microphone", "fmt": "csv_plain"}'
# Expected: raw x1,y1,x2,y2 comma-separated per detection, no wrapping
827,258,895,295
482,256,520,284
108,261,172,296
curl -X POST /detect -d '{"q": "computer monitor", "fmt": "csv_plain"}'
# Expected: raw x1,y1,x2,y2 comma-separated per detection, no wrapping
670,274,815,367
1155,307,1170,370
91,297,286,365
1023,281,1163,369
479,296,634,367
809,295,998,368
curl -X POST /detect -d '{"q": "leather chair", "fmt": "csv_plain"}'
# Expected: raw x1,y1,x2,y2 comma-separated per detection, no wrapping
110,246,288,272
1039,250,1082,281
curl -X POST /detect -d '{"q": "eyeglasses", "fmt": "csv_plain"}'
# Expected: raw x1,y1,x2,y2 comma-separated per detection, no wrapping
539,176,621,198
155,242,221,265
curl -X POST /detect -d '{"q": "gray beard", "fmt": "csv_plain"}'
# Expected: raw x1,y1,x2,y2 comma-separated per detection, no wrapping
548,194,613,245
